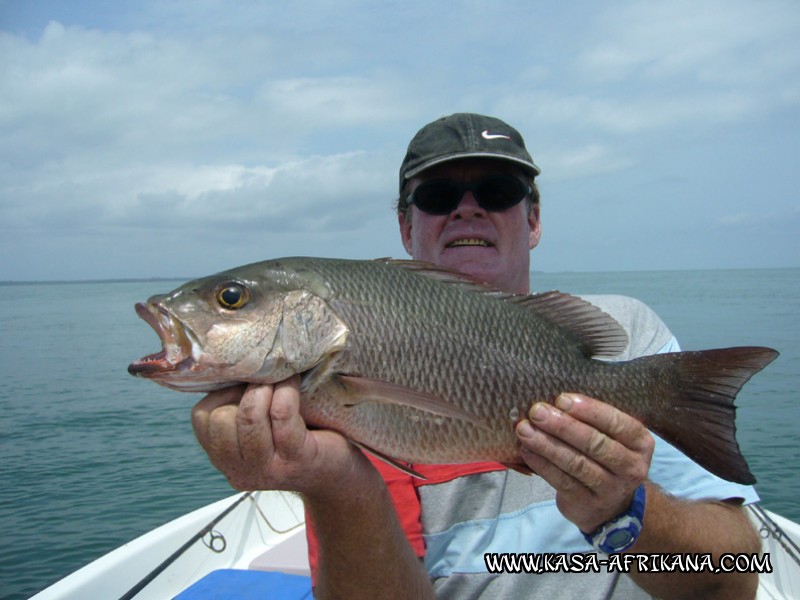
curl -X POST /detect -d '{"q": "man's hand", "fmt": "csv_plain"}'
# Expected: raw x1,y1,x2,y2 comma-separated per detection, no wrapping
516,392,760,600
515,392,653,533
191,376,367,499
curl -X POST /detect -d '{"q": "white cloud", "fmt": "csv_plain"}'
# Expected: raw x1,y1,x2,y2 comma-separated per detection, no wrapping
116,152,391,232
501,89,762,137
579,0,800,84
543,143,635,179
553,0,800,137
3,151,392,231
256,76,417,126
0,17,407,253
715,206,800,229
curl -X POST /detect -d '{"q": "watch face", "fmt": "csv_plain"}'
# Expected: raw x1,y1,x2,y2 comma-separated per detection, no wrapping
584,484,646,554
605,526,635,551
597,516,642,553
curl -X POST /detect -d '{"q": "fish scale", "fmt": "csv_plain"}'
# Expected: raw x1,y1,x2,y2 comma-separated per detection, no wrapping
327,272,541,410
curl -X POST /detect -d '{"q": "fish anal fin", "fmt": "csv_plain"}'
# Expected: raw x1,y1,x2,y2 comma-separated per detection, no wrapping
338,375,488,429
502,462,535,476
350,440,427,480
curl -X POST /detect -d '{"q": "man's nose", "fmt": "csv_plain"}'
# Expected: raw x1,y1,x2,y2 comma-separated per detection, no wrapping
451,190,486,217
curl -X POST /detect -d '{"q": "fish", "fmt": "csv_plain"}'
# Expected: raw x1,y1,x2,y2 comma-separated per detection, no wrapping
128,257,778,484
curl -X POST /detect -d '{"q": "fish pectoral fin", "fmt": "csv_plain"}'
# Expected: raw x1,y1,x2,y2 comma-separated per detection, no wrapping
337,375,487,429
349,440,427,480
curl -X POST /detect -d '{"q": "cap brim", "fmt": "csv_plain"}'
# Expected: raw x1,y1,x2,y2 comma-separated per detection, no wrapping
404,151,541,180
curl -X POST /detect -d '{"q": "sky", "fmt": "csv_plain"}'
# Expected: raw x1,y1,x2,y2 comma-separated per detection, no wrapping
1,0,798,281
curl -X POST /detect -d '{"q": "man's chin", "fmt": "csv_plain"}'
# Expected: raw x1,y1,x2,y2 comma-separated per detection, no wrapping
439,250,500,285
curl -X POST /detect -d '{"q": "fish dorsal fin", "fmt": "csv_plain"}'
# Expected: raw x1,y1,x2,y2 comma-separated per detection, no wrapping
377,259,628,359
375,258,503,294
510,291,629,358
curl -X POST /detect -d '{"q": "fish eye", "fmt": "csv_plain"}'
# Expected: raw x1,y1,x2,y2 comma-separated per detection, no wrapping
216,283,250,310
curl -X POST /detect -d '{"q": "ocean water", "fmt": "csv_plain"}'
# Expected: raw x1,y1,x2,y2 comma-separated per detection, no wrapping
1,268,798,600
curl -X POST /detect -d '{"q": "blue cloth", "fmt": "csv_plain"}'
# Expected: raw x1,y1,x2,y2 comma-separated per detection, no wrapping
174,569,313,600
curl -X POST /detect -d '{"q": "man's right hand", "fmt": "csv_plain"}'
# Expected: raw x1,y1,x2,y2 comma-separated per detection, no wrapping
190,376,435,599
191,375,369,499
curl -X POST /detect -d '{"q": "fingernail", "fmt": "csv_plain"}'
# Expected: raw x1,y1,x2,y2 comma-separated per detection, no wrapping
517,421,535,438
555,393,574,412
531,402,548,421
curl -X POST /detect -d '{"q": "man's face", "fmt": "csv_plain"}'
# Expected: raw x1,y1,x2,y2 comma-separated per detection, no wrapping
399,158,541,294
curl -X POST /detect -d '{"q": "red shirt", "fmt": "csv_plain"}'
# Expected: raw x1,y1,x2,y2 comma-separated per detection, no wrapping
305,454,506,583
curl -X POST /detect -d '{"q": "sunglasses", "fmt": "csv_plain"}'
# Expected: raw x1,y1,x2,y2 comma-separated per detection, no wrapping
409,175,532,215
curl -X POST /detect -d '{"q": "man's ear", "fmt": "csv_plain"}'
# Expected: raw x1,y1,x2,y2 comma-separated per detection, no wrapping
399,211,413,256
529,204,542,250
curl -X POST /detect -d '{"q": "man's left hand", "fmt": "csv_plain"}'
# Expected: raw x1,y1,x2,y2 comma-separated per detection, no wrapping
516,392,654,533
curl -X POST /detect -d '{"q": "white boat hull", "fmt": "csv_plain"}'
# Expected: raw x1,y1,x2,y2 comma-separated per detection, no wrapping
31,495,799,599
749,505,800,600
31,491,309,600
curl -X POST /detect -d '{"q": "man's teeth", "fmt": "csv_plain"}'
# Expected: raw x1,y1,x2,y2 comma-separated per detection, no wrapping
449,238,489,247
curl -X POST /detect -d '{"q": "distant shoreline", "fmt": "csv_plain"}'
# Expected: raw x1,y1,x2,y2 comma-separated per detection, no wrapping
1,266,796,286
0,277,190,286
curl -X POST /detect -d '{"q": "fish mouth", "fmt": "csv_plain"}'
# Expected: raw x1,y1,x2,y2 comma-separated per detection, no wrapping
128,303,196,377
446,238,493,248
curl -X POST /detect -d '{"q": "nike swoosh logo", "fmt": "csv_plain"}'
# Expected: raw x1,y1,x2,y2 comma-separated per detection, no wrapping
481,130,511,140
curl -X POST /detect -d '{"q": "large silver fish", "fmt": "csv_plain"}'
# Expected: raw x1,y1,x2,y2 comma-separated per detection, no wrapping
129,257,778,484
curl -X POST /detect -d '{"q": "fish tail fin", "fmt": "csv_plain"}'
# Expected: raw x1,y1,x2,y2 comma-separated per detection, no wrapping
645,346,778,485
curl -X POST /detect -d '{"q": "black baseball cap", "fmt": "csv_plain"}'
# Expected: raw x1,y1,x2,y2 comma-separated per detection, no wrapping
399,113,540,192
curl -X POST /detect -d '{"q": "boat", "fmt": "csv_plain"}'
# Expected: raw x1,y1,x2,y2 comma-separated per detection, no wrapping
30,492,800,599
748,505,800,599
30,491,311,600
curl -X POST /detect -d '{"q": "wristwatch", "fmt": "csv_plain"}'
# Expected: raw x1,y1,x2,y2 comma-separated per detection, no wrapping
582,483,646,554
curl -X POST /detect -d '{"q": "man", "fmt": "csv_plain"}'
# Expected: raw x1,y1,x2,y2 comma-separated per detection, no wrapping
192,113,761,599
